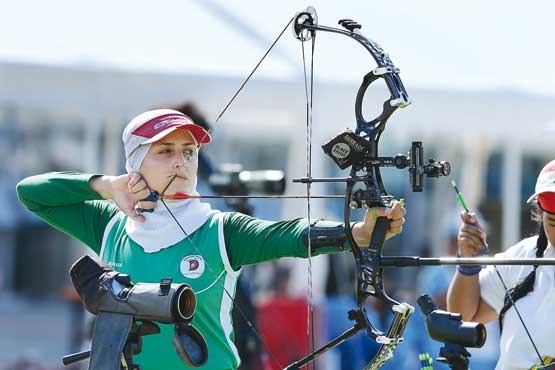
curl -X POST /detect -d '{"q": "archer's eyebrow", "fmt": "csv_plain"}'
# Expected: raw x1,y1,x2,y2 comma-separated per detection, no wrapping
157,142,196,147
546,215,555,223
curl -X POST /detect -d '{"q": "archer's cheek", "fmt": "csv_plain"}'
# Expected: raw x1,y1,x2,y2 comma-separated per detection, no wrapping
544,229,555,247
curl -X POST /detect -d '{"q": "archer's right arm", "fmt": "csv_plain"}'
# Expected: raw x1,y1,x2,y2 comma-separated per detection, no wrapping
447,212,497,323
16,172,121,254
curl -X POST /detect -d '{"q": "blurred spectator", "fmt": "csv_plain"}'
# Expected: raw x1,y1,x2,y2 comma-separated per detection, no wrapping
256,264,311,370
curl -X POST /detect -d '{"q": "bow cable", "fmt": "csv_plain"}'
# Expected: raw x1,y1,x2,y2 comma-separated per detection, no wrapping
214,17,295,124
493,267,545,365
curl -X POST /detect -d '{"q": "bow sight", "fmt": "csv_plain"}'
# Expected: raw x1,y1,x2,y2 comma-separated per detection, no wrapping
322,134,451,193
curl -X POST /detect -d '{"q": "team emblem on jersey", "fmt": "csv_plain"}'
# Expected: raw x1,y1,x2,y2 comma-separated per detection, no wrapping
180,255,205,279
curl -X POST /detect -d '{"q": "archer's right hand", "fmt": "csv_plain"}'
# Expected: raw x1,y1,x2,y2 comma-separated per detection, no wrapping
458,212,488,257
90,173,156,222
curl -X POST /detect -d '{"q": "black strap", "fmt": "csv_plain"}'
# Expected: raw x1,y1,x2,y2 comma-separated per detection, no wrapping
498,227,547,333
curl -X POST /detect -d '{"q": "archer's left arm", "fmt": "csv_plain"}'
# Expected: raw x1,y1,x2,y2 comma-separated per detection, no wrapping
223,202,405,269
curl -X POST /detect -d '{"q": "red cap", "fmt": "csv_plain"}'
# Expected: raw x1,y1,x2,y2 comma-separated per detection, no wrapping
123,109,211,158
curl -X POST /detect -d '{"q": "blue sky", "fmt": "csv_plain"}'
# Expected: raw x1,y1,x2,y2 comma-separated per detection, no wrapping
2,0,554,96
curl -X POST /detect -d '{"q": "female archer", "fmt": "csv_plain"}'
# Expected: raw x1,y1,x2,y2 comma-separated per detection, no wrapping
16,109,406,370
448,159,555,370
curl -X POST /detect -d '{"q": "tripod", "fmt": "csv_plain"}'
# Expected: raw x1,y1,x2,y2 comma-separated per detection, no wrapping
63,320,160,370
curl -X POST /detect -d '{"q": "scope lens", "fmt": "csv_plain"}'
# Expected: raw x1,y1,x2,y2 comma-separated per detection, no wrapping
442,161,451,176
176,285,196,321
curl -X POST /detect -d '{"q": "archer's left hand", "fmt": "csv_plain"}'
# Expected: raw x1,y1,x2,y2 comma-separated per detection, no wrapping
352,200,406,245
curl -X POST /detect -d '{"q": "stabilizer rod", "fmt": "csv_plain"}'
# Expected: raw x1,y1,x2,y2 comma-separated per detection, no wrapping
381,256,555,267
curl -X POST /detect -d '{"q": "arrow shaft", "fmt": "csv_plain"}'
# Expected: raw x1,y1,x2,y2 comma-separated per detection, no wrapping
160,194,345,200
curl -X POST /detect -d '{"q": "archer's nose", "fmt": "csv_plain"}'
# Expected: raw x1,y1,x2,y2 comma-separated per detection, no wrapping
173,151,189,168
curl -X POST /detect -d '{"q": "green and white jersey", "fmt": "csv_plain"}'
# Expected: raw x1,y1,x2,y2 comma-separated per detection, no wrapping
16,172,348,370
101,212,241,369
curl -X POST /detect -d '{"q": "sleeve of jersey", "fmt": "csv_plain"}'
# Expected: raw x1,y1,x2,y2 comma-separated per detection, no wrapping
479,253,511,313
479,241,531,313
16,172,120,253
223,212,351,270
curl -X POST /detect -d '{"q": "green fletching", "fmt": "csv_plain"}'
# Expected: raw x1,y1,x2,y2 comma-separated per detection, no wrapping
451,181,470,212
456,193,469,212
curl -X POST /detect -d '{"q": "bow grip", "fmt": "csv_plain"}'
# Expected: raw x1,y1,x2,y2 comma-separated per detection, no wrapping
369,216,389,252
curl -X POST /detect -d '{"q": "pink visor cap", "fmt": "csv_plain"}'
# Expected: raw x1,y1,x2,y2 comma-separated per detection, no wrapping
122,109,211,158
526,159,555,206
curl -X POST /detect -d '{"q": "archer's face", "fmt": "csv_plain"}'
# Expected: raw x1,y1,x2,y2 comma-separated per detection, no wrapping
543,212,555,247
140,129,199,196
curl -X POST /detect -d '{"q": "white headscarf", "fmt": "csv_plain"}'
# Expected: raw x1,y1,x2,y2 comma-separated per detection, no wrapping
121,109,217,253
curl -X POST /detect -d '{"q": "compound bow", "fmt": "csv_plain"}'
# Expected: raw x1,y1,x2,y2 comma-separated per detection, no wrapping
283,7,449,369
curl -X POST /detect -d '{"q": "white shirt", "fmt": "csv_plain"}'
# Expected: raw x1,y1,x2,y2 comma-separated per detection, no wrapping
480,236,555,370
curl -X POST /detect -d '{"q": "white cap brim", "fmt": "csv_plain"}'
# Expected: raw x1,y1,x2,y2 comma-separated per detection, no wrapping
527,186,555,203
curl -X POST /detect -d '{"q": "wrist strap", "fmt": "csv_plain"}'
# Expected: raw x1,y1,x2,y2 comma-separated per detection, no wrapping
457,264,483,276
456,247,489,276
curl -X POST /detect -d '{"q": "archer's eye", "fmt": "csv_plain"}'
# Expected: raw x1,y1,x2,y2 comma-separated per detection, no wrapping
183,149,198,162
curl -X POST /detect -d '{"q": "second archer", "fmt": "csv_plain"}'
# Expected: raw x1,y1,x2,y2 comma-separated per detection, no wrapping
447,160,555,369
